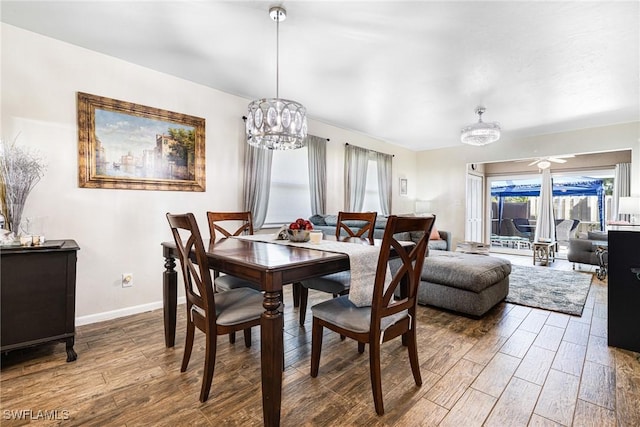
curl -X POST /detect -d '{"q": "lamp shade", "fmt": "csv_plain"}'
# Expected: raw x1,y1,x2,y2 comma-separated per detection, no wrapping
619,196,640,215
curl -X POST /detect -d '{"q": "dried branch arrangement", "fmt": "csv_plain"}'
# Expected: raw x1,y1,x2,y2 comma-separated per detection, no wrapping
0,137,46,236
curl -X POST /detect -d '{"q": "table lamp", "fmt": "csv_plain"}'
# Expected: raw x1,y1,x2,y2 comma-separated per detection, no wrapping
619,196,640,224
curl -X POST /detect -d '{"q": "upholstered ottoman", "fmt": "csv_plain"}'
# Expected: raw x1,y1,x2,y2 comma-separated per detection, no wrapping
417,251,511,317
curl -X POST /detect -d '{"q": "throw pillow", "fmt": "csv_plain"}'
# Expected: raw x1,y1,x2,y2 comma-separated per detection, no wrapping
309,214,327,226
430,226,441,240
324,215,339,226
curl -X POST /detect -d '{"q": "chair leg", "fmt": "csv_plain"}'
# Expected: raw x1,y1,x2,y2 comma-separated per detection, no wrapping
310,318,323,377
244,328,252,348
199,331,217,403
299,286,309,327
368,338,384,415
181,321,195,372
229,332,236,344
358,342,365,354
406,330,422,386
292,282,301,307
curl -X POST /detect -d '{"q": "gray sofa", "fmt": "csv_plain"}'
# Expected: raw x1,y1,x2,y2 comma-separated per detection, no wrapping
308,214,451,251
567,230,608,268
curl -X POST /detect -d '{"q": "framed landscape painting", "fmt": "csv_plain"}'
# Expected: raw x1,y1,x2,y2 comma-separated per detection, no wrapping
77,92,206,191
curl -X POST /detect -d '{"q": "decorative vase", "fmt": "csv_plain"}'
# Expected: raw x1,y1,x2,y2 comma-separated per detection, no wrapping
7,203,25,236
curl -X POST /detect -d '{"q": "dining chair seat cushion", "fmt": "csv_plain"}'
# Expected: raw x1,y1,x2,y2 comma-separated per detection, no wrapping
311,295,408,334
215,274,262,292
211,288,264,326
302,271,351,294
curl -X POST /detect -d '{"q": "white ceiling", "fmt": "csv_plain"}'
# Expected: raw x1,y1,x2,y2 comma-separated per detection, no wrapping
2,1,638,151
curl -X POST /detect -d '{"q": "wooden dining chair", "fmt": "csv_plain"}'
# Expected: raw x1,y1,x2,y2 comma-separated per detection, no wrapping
206,211,262,293
166,212,264,402
207,211,289,343
309,214,436,415
297,211,377,326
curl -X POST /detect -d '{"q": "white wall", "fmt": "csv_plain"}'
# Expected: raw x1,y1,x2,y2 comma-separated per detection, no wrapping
416,122,640,246
1,24,417,324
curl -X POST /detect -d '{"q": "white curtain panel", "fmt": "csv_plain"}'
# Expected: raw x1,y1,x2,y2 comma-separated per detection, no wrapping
344,144,369,211
534,168,556,242
613,162,631,222
242,143,273,229
306,135,327,215
375,152,392,216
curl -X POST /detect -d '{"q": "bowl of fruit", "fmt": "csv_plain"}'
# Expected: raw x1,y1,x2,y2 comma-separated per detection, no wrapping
287,218,314,242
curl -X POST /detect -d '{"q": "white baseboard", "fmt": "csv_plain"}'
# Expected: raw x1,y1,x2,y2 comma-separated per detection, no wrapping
75,296,186,326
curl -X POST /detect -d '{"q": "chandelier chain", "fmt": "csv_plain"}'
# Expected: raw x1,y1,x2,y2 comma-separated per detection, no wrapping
275,11,279,99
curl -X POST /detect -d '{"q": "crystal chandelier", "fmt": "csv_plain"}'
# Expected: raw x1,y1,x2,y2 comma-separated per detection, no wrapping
246,6,307,150
460,106,501,146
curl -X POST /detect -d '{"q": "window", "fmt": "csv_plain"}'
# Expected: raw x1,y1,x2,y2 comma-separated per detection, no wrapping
264,147,311,225
362,159,381,212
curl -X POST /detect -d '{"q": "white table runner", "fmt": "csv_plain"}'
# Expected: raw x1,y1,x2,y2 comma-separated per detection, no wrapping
233,234,391,307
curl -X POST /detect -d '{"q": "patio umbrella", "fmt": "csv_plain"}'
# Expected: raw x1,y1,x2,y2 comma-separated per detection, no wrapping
534,167,556,243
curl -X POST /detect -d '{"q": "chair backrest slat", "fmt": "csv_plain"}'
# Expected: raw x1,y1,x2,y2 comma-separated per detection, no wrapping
371,215,436,323
167,212,216,320
336,211,377,244
207,211,254,241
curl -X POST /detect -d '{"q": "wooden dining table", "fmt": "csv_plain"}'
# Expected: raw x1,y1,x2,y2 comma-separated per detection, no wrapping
161,236,355,426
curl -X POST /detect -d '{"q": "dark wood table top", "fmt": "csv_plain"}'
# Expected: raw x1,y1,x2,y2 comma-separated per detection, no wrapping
162,236,374,292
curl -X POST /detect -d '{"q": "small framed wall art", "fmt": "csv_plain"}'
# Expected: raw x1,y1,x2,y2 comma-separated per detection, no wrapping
399,178,408,196
77,92,206,191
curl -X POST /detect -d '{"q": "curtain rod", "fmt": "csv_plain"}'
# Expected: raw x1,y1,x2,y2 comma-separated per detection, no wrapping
345,143,394,157
241,116,329,141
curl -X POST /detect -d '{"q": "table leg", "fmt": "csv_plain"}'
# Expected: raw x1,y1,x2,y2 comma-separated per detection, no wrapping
261,289,284,426
163,255,177,348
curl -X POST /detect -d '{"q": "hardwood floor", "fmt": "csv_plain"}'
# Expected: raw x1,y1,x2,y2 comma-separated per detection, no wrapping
2,255,639,426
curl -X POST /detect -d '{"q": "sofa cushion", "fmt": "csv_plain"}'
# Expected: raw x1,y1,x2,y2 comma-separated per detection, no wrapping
342,220,370,229
428,239,448,251
324,215,339,226
375,217,388,229
422,251,511,293
587,231,608,241
309,214,327,226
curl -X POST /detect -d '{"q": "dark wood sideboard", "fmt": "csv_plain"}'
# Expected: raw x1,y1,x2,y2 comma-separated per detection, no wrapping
607,230,640,353
1,239,80,362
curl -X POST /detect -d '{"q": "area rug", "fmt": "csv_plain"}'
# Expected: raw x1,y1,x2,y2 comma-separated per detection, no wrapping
506,264,593,316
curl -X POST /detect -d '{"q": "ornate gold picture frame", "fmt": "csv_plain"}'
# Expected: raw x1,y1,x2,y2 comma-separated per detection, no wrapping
77,92,206,191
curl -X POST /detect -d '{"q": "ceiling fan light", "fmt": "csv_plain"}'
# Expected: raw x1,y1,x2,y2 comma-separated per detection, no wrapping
537,160,551,169
461,106,501,146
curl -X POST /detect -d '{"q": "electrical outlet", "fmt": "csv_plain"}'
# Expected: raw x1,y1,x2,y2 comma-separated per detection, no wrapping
122,273,133,288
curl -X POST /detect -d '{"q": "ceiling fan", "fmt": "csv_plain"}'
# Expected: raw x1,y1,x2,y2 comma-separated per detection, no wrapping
527,155,575,169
